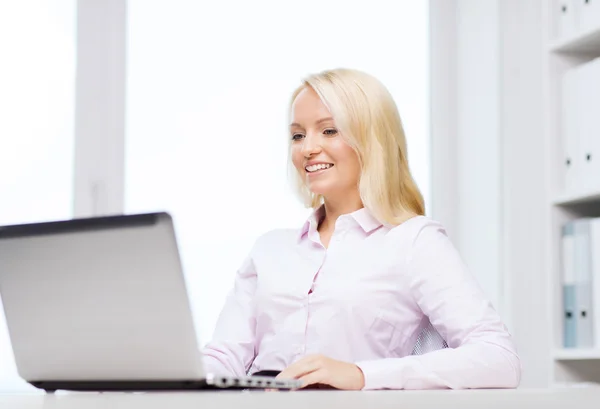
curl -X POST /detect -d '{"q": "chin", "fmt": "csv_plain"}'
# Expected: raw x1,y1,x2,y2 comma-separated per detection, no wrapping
306,183,334,197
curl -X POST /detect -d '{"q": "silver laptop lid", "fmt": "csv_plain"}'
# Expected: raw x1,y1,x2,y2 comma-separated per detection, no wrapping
0,212,205,382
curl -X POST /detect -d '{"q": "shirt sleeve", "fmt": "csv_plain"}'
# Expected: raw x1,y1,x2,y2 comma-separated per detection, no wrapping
201,254,257,377
355,221,522,390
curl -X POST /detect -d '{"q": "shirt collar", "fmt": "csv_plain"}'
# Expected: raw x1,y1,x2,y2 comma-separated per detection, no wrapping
298,206,324,241
298,205,383,241
352,207,384,233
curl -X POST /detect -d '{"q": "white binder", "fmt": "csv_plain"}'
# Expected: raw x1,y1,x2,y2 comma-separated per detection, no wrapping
590,218,600,348
562,222,578,348
561,68,582,194
574,219,594,348
580,0,600,33
557,0,579,40
578,58,600,192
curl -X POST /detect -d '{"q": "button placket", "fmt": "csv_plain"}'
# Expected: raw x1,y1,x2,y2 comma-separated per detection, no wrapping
303,255,324,358
334,227,347,243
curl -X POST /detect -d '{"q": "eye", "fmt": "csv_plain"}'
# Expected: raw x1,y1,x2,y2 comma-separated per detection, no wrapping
323,128,338,136
291,133,304,141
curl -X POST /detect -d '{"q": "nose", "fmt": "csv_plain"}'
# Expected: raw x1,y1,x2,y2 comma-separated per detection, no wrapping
301,133,322,158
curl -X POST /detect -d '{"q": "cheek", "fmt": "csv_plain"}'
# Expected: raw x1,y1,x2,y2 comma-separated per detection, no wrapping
333,145,361,176
291,147,304,171
343,159,361,183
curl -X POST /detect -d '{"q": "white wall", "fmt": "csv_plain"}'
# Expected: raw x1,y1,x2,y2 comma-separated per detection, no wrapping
456,0,503,312
430,0,502,315
497,0,549,389
73,0,126,218
429,0,458,238
430,0,549,387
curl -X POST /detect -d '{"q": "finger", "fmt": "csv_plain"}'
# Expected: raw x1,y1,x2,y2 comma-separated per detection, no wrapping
277,363,315,380
298,368,325,389
276,354,323,380
277,357,321,380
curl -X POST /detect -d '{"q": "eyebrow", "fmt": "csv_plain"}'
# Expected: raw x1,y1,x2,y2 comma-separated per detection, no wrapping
290,117,335,128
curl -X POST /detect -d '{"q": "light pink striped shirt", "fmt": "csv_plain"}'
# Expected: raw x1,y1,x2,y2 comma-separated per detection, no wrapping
202,207,521,390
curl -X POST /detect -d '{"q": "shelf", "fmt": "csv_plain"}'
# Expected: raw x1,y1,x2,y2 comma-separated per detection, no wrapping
552,189,600,206
555,349,600,360
549,25,600,54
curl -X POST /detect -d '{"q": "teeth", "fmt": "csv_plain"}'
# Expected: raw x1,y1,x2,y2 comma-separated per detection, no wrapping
305,163,333,172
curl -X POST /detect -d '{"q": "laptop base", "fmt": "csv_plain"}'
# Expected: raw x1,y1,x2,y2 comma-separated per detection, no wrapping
30,376,299,393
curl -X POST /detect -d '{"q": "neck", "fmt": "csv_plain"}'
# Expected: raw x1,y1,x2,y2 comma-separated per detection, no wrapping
319,191,363,232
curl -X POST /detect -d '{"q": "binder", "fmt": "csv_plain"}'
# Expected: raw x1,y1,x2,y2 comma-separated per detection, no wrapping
562,221,577,348
580,0,600,33
557,0,578,40
590,218,600,348
578,58,600,192
592,59,600,187
574,219,594,348
561,68,581,194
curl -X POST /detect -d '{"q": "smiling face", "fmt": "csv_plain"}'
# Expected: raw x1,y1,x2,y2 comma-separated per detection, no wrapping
290,87,361,201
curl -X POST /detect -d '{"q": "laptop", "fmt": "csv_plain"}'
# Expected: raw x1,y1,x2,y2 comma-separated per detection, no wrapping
0,212,301,392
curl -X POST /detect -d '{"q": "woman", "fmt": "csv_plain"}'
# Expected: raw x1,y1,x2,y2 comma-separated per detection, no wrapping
202,68,521,390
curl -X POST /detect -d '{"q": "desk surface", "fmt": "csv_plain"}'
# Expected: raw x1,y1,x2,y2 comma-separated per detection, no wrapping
2,387,600,409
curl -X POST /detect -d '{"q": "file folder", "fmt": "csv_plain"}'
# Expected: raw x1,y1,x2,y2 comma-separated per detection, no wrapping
578,58,600,192
576,59,598,192
562,221,577,348
590,218,600,348
561,68,581,194
557,0,578,40
580,0,600,33
574,219,594,348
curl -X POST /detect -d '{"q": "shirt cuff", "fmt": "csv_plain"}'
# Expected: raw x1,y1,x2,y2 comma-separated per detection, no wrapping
355,358,405,390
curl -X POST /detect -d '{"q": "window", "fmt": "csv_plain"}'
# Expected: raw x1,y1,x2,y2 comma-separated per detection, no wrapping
0,0,428,393
0,0,76,391
126,0,430,343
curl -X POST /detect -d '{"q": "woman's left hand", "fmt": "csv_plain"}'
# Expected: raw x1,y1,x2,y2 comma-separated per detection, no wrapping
276,354,365,390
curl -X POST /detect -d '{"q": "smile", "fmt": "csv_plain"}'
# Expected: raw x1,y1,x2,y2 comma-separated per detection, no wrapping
305,163,334,173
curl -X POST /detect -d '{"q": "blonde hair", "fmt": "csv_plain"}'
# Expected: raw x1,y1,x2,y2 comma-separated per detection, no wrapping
288,68,425,225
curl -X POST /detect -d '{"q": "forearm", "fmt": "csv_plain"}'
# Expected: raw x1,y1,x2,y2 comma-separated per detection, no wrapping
200,254,258,378
356,340,521,390
202,345,241,377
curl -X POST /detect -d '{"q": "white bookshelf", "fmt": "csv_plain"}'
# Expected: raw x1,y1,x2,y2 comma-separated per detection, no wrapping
555,349,600,361
544,1,600,386
553,190,600,206
549,25,600,53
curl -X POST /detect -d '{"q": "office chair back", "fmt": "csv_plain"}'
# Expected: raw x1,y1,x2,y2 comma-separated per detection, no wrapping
411,319,448,355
